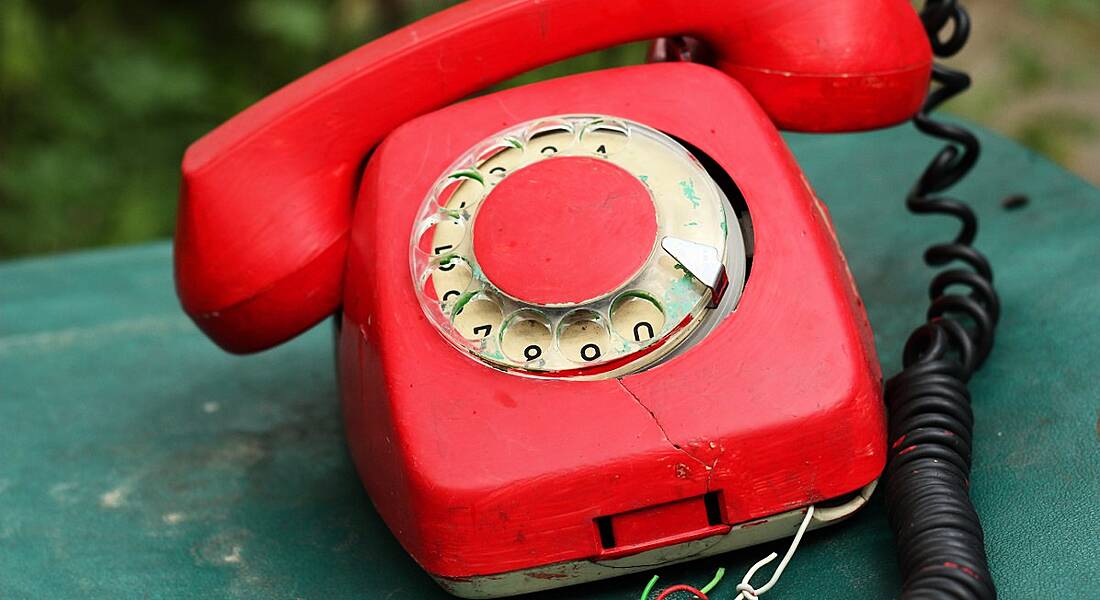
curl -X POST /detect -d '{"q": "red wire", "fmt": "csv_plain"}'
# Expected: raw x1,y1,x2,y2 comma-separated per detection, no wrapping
654,584,709,600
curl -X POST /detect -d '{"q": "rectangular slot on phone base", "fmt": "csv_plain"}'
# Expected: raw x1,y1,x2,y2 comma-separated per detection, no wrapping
595,492,729,559
704,490,725,526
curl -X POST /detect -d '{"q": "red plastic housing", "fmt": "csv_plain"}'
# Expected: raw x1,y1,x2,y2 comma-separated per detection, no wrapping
338,63,886,580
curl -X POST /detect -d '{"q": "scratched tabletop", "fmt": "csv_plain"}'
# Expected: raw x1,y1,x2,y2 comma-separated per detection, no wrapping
2,123,1098,599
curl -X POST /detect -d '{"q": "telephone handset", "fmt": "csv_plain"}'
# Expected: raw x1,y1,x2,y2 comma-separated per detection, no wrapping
175,0,946,597
176,0,930,354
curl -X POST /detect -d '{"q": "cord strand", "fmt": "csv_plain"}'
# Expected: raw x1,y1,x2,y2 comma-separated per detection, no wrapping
884,2,1000,598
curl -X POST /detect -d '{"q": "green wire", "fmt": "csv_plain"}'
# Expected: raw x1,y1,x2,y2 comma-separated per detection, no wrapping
699,567,727,594
638,567,724,599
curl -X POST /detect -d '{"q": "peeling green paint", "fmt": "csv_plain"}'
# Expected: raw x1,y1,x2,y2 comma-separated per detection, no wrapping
661,263,700,323
662,271,699,320
450,290,477,318
449,168,484,184
678,179,701,208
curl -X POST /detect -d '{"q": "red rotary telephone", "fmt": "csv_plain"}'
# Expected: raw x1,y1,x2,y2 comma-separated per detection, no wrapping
176,0,937,597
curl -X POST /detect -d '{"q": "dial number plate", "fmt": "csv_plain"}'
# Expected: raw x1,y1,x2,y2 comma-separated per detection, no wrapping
410,115,736,378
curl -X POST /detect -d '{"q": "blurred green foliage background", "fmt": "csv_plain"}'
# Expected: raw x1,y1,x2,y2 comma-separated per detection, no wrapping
1,0,1097,258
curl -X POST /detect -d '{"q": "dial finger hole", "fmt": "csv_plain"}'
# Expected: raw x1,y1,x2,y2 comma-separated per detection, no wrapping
452,294,503,341
438,170,485,211
477,138,524,180
527,120,575,157
420,213,465,257
500,310,552,364
611,291,666,343
580,119,629,156
424,256,473,304
557,310,610,363
412,216,439,260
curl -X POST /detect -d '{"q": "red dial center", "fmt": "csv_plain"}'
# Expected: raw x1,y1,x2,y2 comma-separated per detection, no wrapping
473,156,657,305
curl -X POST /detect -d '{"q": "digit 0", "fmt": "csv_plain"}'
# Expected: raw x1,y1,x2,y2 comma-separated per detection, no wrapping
580,343,601,361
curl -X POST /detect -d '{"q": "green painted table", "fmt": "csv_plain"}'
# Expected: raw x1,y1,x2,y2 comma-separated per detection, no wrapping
2,124,1098,599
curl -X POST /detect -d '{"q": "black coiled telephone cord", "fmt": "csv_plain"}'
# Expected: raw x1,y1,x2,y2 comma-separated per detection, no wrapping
884,1,1001,598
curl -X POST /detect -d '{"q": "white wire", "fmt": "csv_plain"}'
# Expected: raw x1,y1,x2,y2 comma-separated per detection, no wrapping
733,505,815,600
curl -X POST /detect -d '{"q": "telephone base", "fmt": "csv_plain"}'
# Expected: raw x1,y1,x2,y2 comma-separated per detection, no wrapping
434,482,876,599
341,63,886,594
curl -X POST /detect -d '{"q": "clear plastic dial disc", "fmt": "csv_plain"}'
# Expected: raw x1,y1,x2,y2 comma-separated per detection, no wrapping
410,115,745,379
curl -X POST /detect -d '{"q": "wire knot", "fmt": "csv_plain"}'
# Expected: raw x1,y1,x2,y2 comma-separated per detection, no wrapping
731,505,814,600
734,582,760,599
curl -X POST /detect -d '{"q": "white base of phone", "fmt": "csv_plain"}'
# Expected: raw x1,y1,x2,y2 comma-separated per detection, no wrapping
434,481,877,599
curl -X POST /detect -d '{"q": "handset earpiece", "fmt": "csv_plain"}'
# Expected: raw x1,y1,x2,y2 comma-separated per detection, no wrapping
176,0,931,353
